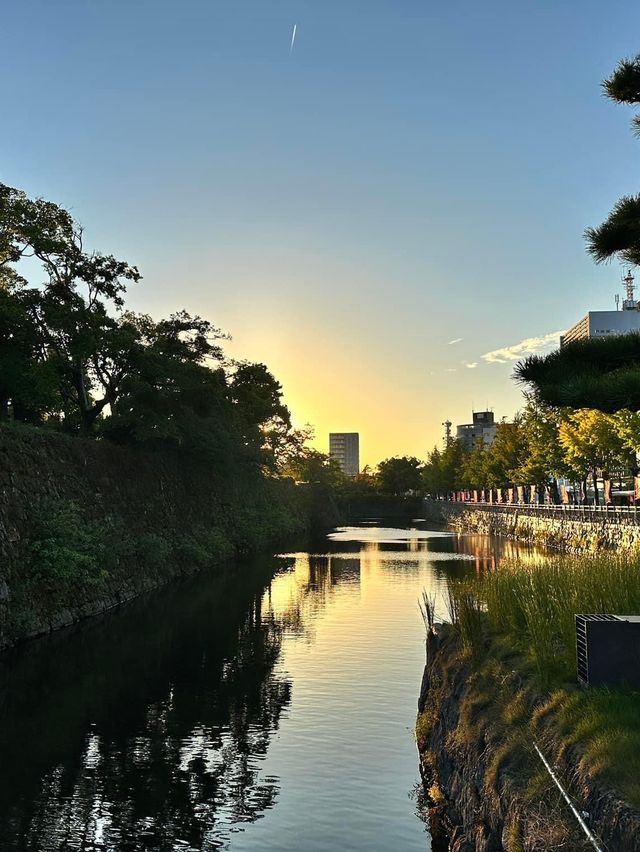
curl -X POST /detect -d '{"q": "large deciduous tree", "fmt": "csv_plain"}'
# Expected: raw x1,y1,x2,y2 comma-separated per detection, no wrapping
377,456,423,495
558,409,630,504
0,182,141,431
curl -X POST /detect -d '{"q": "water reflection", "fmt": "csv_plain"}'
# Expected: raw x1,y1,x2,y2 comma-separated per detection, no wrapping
0,562,290,851
0,524,543,852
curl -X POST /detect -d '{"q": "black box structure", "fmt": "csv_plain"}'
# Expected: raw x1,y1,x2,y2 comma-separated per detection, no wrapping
576,614,640,689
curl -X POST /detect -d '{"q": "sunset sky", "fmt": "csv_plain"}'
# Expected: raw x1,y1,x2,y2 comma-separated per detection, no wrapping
4,0,640,466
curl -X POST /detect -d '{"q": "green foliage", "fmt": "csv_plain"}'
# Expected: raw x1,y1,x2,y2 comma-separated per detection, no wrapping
559,409,631,479
516,333,640,413
0,183,296,472
468,551,640,688
27,499,109,592
283,446,347,487
174,527,235,568
376,455,423,495
584,55,640,264
423,440,469,495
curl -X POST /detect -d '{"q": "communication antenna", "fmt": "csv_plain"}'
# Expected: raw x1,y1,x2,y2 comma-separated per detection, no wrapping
442,420,452,446
615,294,620,311
622,269,636,309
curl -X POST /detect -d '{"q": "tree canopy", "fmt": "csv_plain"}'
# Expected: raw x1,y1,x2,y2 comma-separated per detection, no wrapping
517,53,640,413
0,182,296,472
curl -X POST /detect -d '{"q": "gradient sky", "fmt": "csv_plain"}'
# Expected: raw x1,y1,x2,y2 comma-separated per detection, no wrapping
3,0,640,466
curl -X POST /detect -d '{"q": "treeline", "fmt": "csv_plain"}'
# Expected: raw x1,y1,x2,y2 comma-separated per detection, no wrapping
423,400,640,504
340,400,640,504
0,183,319,474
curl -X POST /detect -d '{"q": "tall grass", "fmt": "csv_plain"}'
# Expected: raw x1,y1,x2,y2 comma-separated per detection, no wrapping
456,552,640,686
446,584,485,659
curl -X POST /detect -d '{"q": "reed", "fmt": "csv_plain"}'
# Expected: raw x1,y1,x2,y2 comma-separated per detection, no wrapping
472,551,640,686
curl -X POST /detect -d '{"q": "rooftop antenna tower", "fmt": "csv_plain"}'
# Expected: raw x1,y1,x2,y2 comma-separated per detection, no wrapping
442,420,452,447
622,269,636,310
615,293,620,311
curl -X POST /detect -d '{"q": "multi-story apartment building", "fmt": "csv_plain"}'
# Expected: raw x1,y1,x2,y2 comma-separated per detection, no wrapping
456,410,497,452
329,433,360,476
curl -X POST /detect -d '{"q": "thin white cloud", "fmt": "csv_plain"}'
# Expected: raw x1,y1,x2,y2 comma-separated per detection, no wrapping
481,330,563,364
445,367,457,372
290,23,297,53
464,362,478,369
448,337,463,345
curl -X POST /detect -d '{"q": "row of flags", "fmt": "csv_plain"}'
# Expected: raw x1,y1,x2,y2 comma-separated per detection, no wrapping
448,481,640,506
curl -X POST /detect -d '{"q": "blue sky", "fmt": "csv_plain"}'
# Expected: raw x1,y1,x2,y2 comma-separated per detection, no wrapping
3,0,640,464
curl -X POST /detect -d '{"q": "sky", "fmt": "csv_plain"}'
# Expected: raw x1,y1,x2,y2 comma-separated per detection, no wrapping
2,0,640,466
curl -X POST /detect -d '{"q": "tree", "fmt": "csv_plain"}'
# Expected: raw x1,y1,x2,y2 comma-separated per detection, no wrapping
482,418,527,489
0,182,141,432
461,441,489,491
613,409,640,465
516,333,640,413
515,400,568,502
229,362,292,468
585,55,640,266
376,456,423,495
558,409,631,504
516,55,640,412
0,285,61,422
283,448,346,487
102,312,232,459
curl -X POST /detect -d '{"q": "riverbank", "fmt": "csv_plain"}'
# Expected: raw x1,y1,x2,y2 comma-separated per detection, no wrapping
0,424,338,651
417,624,640,852
423,499,640,553
417,545,640,851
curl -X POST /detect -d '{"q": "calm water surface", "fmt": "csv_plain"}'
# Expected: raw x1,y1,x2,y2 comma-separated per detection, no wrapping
0,522,542,851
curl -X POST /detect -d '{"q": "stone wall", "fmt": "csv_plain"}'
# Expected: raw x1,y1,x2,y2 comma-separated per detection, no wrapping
0,424,337,650
424,499,640,553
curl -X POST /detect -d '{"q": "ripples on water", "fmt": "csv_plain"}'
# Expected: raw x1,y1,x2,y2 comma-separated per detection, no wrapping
0,522,542,851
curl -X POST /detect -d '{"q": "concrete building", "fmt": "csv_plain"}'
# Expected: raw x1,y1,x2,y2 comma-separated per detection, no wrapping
456,410,497,452
329,432,360,476
561,271,640,346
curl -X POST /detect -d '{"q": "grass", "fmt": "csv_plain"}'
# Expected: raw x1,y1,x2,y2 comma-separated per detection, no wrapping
451,550,640,686
437,549,640,810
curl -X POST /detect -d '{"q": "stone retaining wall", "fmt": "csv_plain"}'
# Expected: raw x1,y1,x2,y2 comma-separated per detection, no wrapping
423,500,640,553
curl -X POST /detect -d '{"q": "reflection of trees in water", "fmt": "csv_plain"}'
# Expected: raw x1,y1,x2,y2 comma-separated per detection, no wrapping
0,574,291,852
262,554,361,640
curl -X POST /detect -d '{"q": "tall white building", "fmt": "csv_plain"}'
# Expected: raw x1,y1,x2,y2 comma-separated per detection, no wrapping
456,411,497,452
561,271,640,346
329,433,360,476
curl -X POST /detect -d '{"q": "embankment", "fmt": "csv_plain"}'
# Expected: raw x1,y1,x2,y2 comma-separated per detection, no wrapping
417,626,640,852
0,424,338,651
423,499,640,552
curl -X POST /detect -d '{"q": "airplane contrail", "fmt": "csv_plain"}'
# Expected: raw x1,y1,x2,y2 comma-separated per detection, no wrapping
290,23,297,54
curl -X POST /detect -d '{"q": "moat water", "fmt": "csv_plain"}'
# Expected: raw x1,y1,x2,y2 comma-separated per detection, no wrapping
0,522,542,851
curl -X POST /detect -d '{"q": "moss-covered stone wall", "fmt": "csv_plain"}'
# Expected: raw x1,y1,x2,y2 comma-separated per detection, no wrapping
0,424,337,650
